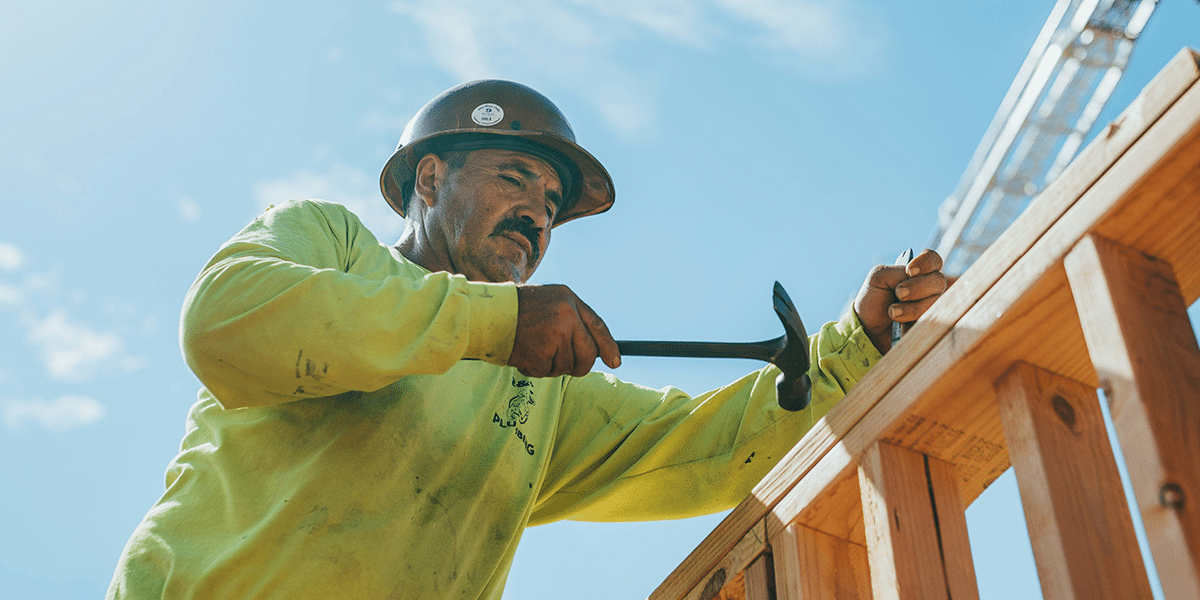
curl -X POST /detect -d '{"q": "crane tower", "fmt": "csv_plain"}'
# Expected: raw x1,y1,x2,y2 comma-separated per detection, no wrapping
929,0,1159,276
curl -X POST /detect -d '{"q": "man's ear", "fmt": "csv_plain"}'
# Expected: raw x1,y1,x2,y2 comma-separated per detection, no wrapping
413,154,447,208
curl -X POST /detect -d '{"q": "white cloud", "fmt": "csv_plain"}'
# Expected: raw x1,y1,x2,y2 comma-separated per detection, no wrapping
0,252,150,385
0,242,24,271
714,0,882,75
392,0,661,137
178,197,201,222
26,309,148,382
389,0,885,137
253,165,408,243
574,0,717,48
2,395,106,432
0,283,21,307
362,109,409,134
0,269,54,311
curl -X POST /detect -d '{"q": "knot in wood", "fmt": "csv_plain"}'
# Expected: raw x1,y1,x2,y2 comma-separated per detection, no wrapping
1051,395,1076,428
699,568,726,600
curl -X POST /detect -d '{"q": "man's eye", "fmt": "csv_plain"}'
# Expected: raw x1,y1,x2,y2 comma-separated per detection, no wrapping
500,175,520,186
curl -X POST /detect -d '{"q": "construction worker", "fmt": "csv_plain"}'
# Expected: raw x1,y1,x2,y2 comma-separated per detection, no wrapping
107,80,946,599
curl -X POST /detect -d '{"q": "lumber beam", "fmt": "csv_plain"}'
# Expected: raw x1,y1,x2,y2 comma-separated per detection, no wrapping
771,523,871,600
858,442,979,600
995,361,1153,599
744,553,774,600
1065,234,1200,599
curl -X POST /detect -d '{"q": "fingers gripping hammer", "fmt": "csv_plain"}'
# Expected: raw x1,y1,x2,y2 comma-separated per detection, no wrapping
616,282,813,411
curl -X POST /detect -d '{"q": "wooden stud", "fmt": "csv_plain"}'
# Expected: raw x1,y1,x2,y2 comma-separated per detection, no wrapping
995,361,1153,599
858,442,980,600
771,523,871,600
1065,234,1200,599
745,553,774,600
924,455,977,600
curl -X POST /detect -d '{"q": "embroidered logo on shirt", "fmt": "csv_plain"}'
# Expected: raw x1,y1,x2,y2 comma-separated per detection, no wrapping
492,377,536,456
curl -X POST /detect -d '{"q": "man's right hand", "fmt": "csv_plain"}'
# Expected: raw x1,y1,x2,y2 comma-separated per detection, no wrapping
511,284,621,378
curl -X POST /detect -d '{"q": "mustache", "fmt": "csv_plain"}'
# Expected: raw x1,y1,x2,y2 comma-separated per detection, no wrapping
491,217,542,264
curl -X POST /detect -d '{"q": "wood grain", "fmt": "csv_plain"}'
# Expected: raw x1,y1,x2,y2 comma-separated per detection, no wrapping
858,442,979,600
744,553,773,600
771,523,871,600
1065,234,1200,599
995,361,1153,599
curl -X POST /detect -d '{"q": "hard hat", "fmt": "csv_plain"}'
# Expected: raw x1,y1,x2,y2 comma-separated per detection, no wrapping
379,79,615,226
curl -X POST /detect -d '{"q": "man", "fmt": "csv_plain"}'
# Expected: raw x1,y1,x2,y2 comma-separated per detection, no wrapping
108,80,946,599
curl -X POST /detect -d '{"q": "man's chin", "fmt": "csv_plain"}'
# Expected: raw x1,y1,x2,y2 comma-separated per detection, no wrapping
471,260,532,284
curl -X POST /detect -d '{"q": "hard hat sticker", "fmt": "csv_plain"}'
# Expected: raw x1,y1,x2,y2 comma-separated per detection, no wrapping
471,103,504,126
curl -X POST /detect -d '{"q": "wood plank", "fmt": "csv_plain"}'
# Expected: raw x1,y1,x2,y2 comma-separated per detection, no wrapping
994,361,1153,599
745,553,773,600
682,520,768,600
858,442,979,600
771,523,871,600
1065,234,1200,599
924,452,978,600
649,48,1200,600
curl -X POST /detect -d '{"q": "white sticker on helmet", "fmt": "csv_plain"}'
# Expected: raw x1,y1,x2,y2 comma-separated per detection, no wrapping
471,103,504,126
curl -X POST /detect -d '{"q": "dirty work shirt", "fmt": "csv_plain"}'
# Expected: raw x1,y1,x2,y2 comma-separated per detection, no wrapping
107,199,883,600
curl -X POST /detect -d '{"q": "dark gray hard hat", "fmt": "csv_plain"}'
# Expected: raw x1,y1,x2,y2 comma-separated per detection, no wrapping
379,79,615,226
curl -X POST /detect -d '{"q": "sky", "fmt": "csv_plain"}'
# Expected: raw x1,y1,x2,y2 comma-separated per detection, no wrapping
2,0,1198,598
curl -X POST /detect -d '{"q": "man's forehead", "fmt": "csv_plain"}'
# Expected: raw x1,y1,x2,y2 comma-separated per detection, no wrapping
474,149,559,181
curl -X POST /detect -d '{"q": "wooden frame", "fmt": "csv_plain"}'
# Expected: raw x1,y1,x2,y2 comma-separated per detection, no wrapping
651,47,1200,600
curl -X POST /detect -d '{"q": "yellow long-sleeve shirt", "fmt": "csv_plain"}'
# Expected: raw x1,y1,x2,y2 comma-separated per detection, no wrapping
107,199,883,599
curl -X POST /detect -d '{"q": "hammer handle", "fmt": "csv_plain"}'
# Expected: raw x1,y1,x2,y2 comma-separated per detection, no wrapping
616,337,784,364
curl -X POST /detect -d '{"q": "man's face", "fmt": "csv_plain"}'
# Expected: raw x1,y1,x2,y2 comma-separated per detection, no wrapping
425,148,563,283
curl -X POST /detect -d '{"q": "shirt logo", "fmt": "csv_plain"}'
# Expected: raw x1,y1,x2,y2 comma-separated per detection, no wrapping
493,377,536,456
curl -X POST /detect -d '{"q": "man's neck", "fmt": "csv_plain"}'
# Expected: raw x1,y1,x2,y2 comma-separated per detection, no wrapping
395,222,449,275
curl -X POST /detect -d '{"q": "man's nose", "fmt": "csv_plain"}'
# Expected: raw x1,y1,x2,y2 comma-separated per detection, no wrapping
513,197,551,232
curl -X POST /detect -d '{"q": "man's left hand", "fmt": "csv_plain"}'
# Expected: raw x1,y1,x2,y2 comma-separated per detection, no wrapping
853,249,947,354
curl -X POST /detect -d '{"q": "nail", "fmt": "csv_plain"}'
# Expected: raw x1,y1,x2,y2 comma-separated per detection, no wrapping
1160,483,1185,509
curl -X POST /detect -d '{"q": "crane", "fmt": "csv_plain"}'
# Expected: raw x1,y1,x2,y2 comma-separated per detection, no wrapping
928,0,1160,276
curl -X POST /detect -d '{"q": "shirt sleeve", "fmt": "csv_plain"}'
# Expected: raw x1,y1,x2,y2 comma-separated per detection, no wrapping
529,309,882,524
180,199,518,409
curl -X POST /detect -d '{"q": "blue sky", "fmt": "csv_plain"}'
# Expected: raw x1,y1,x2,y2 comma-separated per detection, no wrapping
2,1,1197,598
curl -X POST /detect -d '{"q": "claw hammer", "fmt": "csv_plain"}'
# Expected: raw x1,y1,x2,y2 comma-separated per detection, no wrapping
616,282,813,411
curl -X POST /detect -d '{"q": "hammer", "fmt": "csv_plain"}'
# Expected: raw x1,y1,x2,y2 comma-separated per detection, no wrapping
616,282,813,411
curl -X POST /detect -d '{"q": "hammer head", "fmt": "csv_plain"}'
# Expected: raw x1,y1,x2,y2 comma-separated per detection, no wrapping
771,282,812,411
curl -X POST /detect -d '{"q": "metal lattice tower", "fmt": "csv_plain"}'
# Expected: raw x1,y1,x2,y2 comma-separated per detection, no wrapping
929,0,1159,276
